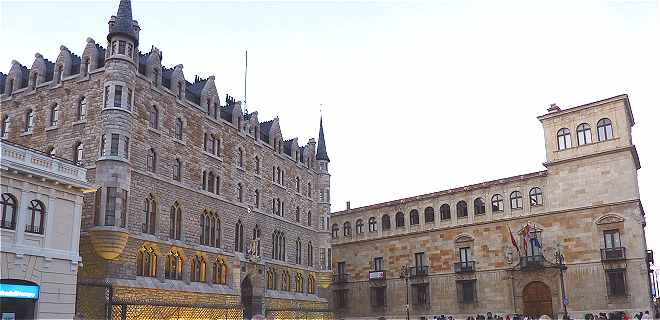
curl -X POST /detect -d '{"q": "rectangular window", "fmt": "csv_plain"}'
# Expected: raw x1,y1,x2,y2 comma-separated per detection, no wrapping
114,85,122,108
606,269,627,296
457,280,477,303
123,137,129,158
459,247,471,262
320,248,326,269
118,40,126,54
105,187,117,226
412,284,429,306
370,286,386,307
337,261,346,275
120,189,128,227
415,252,425,267
104,86,110,108
100,135,106,156
604,229,621,249
374,257,383,271
110,134,120,156
127,88,133,110
94,188,102,226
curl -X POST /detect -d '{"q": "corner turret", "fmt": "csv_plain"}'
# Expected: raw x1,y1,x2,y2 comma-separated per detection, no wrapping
107,0,140,46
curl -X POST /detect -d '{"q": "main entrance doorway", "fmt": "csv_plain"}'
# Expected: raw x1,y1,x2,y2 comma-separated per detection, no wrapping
241,276,253,319
523,281,553,318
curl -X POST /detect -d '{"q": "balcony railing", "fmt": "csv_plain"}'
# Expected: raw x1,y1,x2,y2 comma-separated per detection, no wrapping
25,225,43,234
409,265,429,278
520,255,544,270
454,261,476,273
369,270,387,281
1,220,16,230
332,273,351,284
601,247,626,261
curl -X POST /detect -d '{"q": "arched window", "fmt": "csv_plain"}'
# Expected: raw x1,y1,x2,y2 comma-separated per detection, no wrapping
356,219,364,234
331,224,339,238
424,207,435,223
368,217,377,232
557,128,571,150
281,271,290,291
136,246,157,277
146,148,156,173
237,183,243,202
255,189,260,208
1,115,10,138
174,118,183,140
510,191,523,210
254,156,260,174
238,147,244,167
49,104,59,127
296,238,302,264
296,207,301,222
440,204,451,220
307,182,312,197
143,195,157,234
307,274,316,294
26,200,45,234
191,255,206,282
172,158,182,181
266,268,275,290
529,187,543,206
73,142,83,164
1,193,17,230
491,194,504,212
381,215,391,230
169,203,182,240
234,220,244,252
597,118,613,141
77,97,87,121
343,221,352,237
307,211,312,226
213,258,228,284
295,273,304,293
457,201,468,218
474,198,486,215
409,209,420,225
165,250,183,280
577,123,592,145
395,212,405,228
148,105,158,129
252,225,261,256
307,241,313,267
24,109,34,132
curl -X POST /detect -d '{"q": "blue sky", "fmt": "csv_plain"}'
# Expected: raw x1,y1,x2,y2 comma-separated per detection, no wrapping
1,0,659,256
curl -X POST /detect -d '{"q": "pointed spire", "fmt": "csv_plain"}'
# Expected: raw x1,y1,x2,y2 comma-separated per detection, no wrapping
316,117,330,162
107,0,140,45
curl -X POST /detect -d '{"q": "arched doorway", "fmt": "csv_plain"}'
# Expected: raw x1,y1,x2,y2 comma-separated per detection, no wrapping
241,276,253,319
523,281,553,318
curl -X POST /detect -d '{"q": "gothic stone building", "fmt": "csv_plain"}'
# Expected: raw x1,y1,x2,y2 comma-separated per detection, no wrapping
0,1,333,318
329,95,653,319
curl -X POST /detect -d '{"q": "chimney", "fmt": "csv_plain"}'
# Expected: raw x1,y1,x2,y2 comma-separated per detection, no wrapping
346,201,351,211
547,103,561,113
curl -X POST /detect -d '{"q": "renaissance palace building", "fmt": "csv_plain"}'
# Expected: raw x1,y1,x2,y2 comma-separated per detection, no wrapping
0,1,333,318
329,95,653,319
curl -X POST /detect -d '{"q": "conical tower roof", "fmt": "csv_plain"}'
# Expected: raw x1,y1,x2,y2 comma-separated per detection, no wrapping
107,0,139,44
316,117,330,162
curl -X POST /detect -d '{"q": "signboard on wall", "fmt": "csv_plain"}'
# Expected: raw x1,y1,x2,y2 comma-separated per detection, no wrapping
0,284,39,299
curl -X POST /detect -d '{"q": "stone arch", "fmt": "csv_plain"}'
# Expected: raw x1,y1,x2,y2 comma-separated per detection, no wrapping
595,214,624,225
522,281,553,317
454,233,475,244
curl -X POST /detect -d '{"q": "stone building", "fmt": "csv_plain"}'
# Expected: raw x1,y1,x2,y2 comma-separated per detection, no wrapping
0,0,332,318
329,95,653,319
1,141,93,319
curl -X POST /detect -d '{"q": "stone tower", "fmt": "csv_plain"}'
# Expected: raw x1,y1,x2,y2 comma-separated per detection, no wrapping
315,117,333,282
88,0,141,264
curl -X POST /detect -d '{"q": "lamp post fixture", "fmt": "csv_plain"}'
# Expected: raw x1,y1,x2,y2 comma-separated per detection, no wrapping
555,246,569,319
400,265,410,320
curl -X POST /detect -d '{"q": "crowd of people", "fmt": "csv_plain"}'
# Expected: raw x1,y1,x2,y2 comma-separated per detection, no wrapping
426,310,655,320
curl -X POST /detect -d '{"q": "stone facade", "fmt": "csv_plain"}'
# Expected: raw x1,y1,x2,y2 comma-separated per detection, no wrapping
0,141,93,319
330,95,652,319
0,0,331,317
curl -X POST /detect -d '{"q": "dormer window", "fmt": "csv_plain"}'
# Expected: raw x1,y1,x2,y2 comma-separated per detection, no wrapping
152,68,159,86
81,59,90,76
30,73,37,89
177,82,183,98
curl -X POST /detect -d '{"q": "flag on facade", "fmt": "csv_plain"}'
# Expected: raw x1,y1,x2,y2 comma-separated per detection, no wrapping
531,223,542,249
508,225,520,255
522,224,530,255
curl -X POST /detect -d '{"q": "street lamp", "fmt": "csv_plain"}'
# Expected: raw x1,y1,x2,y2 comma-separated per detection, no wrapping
555,246,569,319
400,265,410,320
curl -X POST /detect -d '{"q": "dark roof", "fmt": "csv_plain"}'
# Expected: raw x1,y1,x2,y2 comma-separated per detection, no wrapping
283,139,295,157
137,51,148,75
107,0,139,45
43,59,54,82
0,72,6,94
260,120,274,143
161,66,174,88
94,43,106,68
316,117,330,161
17,64,29,88
184,76,207,105
220,104,233,123
70,53,81,75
